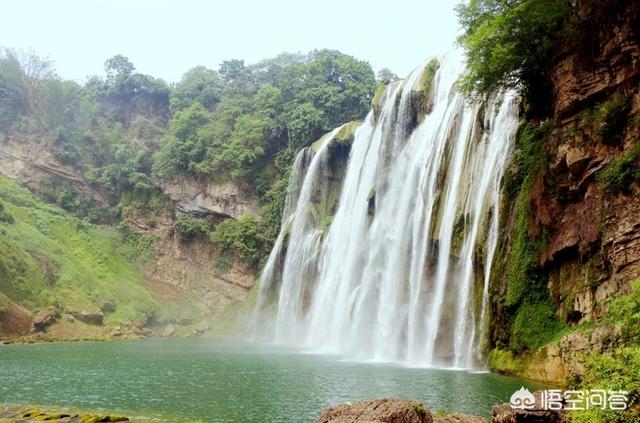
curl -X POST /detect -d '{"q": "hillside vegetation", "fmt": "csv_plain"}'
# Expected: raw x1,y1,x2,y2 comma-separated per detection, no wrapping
0,175,156,325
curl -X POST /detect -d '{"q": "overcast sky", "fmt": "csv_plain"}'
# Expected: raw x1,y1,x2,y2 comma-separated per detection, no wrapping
1,0,462,83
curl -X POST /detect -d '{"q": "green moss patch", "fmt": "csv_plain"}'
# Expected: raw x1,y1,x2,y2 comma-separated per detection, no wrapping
597,144,640,194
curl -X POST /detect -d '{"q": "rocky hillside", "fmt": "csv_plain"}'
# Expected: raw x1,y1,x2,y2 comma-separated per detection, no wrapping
0,173,257,341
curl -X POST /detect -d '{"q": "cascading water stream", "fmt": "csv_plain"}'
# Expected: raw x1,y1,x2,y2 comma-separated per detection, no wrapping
250,49,519,368
247,148,312,339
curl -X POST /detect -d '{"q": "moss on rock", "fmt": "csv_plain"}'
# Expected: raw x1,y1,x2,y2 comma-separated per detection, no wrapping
417,58,440,120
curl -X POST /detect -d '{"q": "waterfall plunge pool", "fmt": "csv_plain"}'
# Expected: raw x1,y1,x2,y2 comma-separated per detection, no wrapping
0,339,546,422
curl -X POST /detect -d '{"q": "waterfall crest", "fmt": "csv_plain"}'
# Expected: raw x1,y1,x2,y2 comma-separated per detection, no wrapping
250,50,519,368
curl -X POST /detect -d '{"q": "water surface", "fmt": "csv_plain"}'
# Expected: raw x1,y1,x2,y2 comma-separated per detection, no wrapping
0,339,545,422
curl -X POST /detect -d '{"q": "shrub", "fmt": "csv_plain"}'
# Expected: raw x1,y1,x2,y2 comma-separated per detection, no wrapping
260,171,290,243
597,146,640,194
0,200,14,223
173,214,212,241
210,214,265,267
572,347,640,423
503,123,549,307
604,280,640,344
593,96,630,143
213,255,232,272
118,223,157,262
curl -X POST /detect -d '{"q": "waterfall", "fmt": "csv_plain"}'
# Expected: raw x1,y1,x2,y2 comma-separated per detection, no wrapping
248,127,344,340
250,50,518,368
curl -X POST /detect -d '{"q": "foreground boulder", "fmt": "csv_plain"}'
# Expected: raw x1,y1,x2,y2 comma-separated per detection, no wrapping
66,308,104,325
316,398,432,423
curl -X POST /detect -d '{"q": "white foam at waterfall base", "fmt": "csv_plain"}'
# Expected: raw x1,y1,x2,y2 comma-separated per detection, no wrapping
250,49,519,369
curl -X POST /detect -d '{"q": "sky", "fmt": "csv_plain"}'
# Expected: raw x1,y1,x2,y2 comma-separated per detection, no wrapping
0,0,462,83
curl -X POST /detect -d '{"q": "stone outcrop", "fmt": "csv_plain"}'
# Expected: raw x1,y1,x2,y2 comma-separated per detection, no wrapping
155,178,258,219
161,323,176,337
493,323,625,385
141,234,255,329
433,414,486,423
110,321,147,339
31,307,59,333
316,399,432,423
492,0,640,337
66,308,104,325
0,135,108,204
550,0,640,120
315,399,493,423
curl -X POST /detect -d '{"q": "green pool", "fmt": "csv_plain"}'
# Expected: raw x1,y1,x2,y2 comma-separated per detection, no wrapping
0,339,545,422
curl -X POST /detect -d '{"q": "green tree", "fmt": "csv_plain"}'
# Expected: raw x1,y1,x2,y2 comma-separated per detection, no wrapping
0,48,52,135
105,54,135,81
456,0,569,109
170,66,223,114
152,103,214,178
377,68,399,83
211,214,265,267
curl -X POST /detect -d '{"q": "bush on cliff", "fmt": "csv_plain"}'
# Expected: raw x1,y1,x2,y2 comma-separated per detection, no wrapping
0,200,14,223
210,214,265,268
174,214,213,241
597,145,640,194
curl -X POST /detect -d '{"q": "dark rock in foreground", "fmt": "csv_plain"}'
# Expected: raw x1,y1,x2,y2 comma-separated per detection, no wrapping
315,398,487,423
316,398,432,423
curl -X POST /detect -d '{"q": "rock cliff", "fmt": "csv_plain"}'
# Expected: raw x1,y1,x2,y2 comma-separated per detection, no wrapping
490,0,640,384
154,177,258,219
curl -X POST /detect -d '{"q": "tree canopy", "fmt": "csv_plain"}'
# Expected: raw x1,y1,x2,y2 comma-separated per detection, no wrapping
153,49,376,190
455,0,570,109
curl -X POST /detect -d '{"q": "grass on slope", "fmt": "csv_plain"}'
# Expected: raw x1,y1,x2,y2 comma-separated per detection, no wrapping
0,176,157,325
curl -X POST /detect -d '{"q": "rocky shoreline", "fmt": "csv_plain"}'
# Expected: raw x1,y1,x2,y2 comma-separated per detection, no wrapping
315,396,568,423
0,304,219,346
0,405,131,423
1,397,565,423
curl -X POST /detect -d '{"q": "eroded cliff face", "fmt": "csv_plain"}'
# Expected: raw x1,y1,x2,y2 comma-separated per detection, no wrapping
0,135,109,205
490,0,640,383
154,177,258,219
535,0,639,321
139,219,257,333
